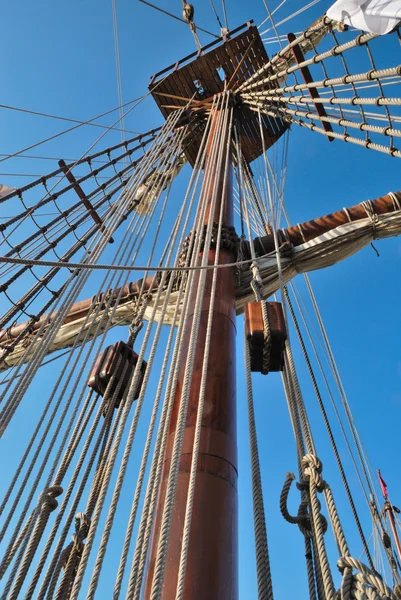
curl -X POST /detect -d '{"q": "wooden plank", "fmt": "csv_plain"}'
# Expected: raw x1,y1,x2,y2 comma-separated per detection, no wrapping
58,160,114,243
150,24,289,166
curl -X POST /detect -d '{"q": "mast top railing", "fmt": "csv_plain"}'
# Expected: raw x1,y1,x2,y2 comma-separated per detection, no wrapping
149,21,254,84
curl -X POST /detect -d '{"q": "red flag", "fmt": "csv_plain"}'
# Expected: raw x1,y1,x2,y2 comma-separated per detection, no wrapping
378,469,388,499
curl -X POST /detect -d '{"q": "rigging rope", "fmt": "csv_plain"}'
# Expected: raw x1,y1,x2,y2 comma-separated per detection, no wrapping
0,110,190,598
209,0,224,31
243,330,273,600
175,109,230,599
0,102,139,136
182,2,202,50
284,286,375,570
125,99,219,599
1,16,401,598
281,339,400,599
0,95,151,165
0,254,255,272
112,0,127,158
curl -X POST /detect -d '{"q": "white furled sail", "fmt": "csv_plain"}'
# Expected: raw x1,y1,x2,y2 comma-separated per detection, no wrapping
327,0,401,34
2,207,400,370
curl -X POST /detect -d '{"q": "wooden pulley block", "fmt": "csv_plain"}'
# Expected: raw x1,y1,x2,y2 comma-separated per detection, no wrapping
88,341,147,405
244,301,287,374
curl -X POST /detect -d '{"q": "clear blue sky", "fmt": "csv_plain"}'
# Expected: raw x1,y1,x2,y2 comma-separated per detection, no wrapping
1,1,401,598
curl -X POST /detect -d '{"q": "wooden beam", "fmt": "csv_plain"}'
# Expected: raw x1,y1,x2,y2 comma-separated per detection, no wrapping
287,32,334,142
58,159,114,243
2,189,400,347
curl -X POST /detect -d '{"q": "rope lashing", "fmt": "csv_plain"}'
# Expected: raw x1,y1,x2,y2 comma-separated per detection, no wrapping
297,223,307,244
361,199,379,239
361,199,381,255
34,485,64,513
51,513,91,600
127,293,152,348
388,191,401,211
72,512,91,552
343,207,352,223
235,235,248,286
250,261,263,300
302,453,325,492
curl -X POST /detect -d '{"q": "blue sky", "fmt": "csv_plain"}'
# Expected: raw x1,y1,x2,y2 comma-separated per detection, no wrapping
1,1,401,598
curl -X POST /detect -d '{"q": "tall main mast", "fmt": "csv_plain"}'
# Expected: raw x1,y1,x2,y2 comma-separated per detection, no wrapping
144,105,238,599
142,23,285,597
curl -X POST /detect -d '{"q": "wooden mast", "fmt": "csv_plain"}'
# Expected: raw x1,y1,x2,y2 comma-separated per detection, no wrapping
385,505,401,565
378,470,401,566
143,107,238,598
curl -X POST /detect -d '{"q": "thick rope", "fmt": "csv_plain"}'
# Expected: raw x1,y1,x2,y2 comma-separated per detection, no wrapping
125,96,219,600
244,331,274,600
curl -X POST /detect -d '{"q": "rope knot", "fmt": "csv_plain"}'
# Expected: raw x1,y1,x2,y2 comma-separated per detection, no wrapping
74,512,91,542
250,262,262,285
127,294,152,347
39,485,63,512
279,472,320,539
50,512,91,597
337,556,399,599
69,513,91,565
361,199,379,240
250,262,264,299
302,454,325,492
